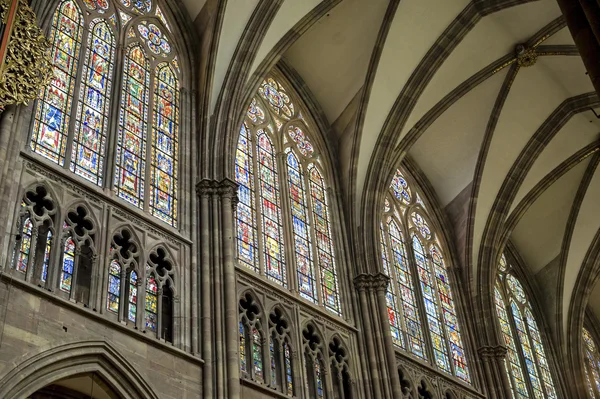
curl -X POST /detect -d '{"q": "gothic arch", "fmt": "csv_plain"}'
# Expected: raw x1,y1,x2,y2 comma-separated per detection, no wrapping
61,199,101,232
0,340,159,399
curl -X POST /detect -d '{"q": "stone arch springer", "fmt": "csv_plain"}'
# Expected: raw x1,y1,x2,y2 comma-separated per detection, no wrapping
0,340,159,399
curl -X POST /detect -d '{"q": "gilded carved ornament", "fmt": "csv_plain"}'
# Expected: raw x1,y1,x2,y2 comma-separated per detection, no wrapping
0,0,52,110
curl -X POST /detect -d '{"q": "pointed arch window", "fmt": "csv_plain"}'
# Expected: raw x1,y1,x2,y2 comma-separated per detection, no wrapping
268,307,294,395
107,259,121,313
583,328,600,398
60,236,76,293
496,254,557,398
380,169,470,383
234,76,341,315
30,0,182,227
239,293,265,383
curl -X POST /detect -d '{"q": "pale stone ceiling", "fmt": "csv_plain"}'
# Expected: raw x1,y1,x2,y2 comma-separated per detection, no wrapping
191,0,600,334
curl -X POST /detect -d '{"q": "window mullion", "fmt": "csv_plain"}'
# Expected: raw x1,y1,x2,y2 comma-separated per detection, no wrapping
383,220,408,349
405,230,436,365
507,298,538,398
143,62,156,213
524,307,553,398
104,43,127,190
276,150,294,289
63,23,91,170
304,161,322,306
249,126,265,277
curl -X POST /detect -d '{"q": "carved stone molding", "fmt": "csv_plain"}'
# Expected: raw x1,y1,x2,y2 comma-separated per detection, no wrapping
196,179,239,208
0,0,52,109
477,345,507,359
353,273,389,292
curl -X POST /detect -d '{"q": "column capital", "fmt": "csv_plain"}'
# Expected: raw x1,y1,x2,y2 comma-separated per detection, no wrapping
372,273,390,292
353,273,389,292
353,273,372,292
195,179,218,197
477,345,507,359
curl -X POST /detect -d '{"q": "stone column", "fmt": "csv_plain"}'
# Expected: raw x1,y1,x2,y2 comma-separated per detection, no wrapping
478,345,512,399
218,178,240,399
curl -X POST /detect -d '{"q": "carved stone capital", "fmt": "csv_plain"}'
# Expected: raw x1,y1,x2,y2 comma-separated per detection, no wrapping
353,274,371,292
354,273,390,292
478,345,507,359
372,272,390,292
195,179,217,197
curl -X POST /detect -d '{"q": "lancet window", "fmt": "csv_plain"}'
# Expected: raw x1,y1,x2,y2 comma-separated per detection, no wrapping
234,76,341,315
30,0,181,227
380,169,470,383
495,254,557,398
583,327,600,398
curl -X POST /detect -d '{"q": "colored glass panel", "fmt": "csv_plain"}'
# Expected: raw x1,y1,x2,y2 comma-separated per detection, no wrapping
41,230,52,282
288,126,314,157
247,98,265,124
253,327,264,382
430,244,470,382
584,328,600,397
511,301,544,398
107,260,121,313
150,64,179,226
258,78,294,119
258,133,286,285
240,322,247,373
155,6,171,31
499,253,508,272
270,337,277,385
61,237,75,293
381,223,403,348
287,151,315,301
120,0,151,14
138,23,171,55
129,271,138,322
525,309,556,398
412,235,450,372
71,20,115,185
308,166,340,314
115,45,149,208
16,218,33,273
145,270,158,330
284,340,293,395
507,274,527,304
82,0,109,11
495,287,529,399
315,358,324,399
235,123,258,272
31,0,84,165
391,170,411,203
411,213,431,240
389,221,425,358
119,10,132,25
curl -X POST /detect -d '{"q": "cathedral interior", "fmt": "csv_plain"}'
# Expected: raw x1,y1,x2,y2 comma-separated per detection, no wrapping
0,0,599,398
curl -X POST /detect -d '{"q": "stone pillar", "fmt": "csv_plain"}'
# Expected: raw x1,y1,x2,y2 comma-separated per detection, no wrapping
478,345,512,399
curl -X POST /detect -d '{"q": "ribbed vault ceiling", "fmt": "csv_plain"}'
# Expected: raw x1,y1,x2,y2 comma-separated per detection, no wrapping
194,0,600,339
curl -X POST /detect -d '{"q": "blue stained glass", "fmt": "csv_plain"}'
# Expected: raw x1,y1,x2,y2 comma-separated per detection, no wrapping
129,271,138,322
315,358,325,398
61,237,75,293
150,64,179,226
71,19,115,186
511,301,544,398
31,0,84,165
115,45,149,208
240,322,248,372
107,260,121,313
16,218,33,273
145,270,158,331
41,231,52,282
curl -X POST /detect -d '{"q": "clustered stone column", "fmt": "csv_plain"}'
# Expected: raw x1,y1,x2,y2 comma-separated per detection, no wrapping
196,179,240,399
478,345,512,399
354,273,402,399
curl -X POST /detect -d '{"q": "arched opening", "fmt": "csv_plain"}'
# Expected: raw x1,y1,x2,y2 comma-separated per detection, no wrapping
26,373,119,399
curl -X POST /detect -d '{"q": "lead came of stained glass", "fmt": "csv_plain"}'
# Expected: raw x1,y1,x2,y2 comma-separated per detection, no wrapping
252,327,264,382
61,237,76,292
234,75,341,315
583,328,600,398
71,19,115,185
107,260,121,313
31,0,84,165
145,269,158,330
115,45,149,208
381,168,471,383
16,218,33,273
496,255,558,398
129,270,138,322
150,64,179,226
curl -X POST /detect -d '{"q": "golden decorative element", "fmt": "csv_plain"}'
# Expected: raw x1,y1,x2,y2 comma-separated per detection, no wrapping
0,0,52,110
0,0,10,23
515,44,537,68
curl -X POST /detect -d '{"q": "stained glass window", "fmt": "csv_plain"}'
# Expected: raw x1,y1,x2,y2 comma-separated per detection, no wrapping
235,123,258,272
315,358,325,399
150,64,179,226
381,168,472,382
235,76,341,315
145,270,158,331
41,231,52,281
413,235,450,372
284,340,293,395
308,166,340,314
31,0,84,165
430,244,470,382
107,260,121,313
287,151,315,301
129,271,138,322
115,45,149,208
71,19,115,185
495,287,529,399
61,237,75,292
16,218,33,273
583,328,600,398
252,327,264,382
270,337,277,384
497,257,558,398
240,322,248,373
